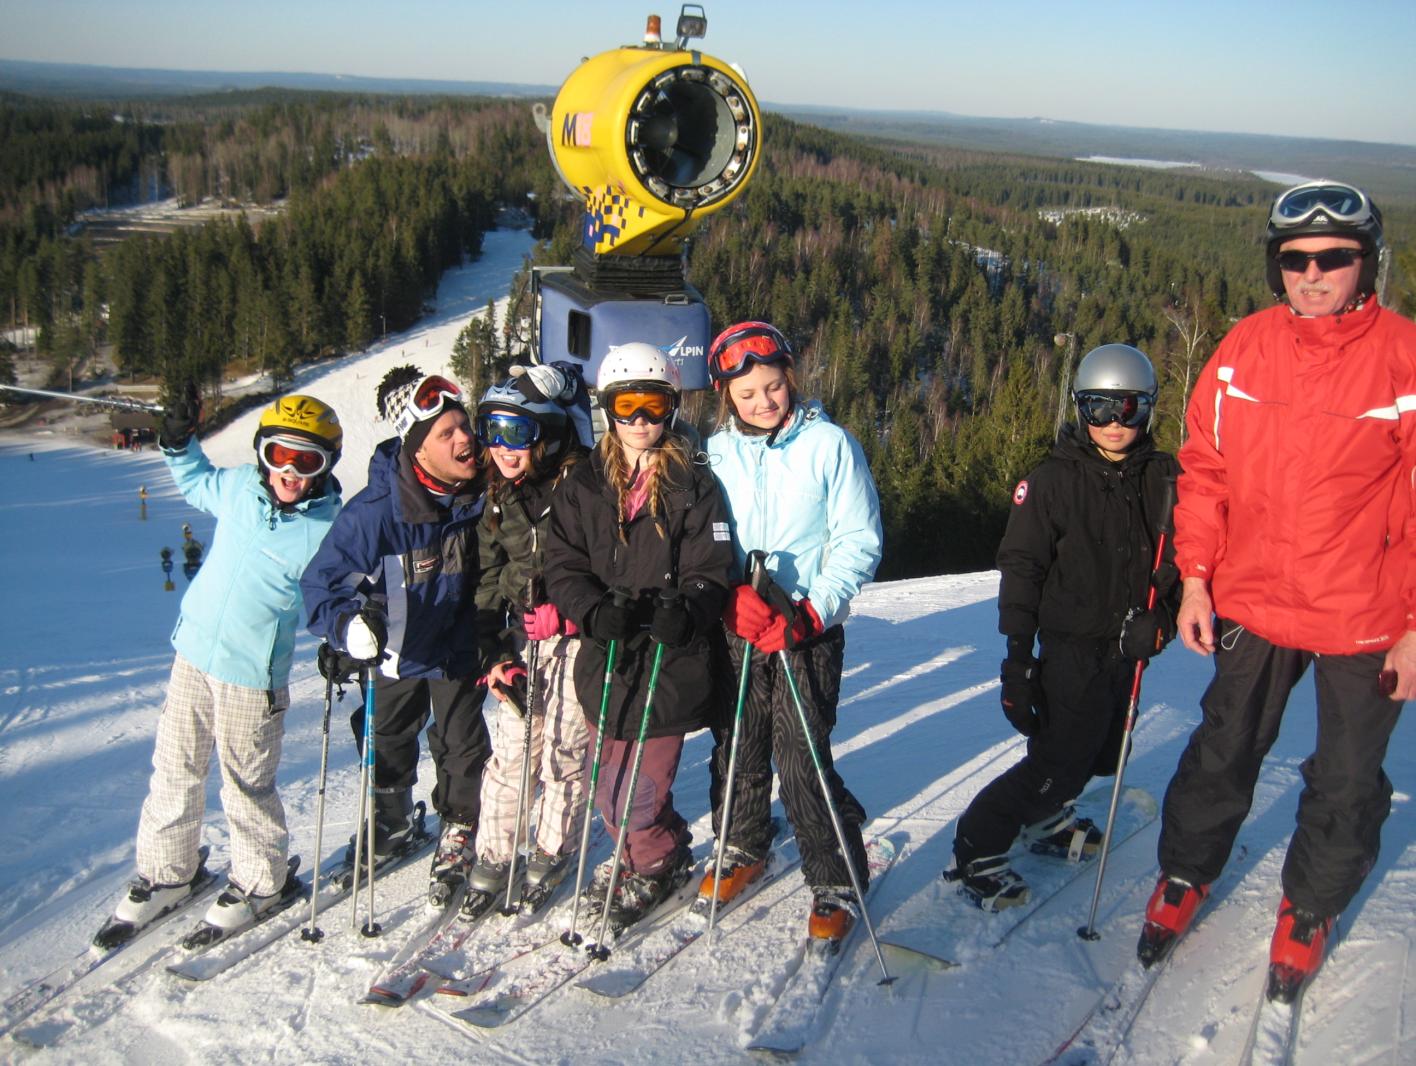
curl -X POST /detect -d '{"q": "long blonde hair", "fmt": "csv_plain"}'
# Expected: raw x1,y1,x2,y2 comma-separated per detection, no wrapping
598,424,696,541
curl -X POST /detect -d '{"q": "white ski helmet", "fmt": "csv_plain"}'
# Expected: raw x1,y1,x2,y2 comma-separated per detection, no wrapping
595,342,682,395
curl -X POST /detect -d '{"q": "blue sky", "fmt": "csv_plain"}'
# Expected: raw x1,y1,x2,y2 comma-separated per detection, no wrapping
4,0,1414,146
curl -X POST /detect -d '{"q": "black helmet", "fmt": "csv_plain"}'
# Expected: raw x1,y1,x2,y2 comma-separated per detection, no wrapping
1264,181,1384,300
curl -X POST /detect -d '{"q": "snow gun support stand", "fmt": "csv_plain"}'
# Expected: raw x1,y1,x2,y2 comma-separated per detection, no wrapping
1078,477,1177,942
750,553,894,986
351,665,384,938
587,591,676,962
562,586,634,949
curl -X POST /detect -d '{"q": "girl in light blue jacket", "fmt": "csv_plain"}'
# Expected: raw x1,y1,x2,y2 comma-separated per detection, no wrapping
701,320,883,945
97,395,343,948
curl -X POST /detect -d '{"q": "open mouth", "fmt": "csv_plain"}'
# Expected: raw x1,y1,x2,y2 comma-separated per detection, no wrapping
454,446,475,465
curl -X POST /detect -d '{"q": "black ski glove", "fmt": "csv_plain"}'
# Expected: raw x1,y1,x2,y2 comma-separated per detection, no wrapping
159,386,201,450
1000,654,1044,737
588,589,637,641
317,643,360,685
649,593,695,648
1120,606,1176,662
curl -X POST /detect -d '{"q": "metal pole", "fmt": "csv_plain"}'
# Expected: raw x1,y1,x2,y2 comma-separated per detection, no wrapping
778,651,893,984
1078,477,1176,941
561,626,623,947
707,638,752,948
301,662,336,943
502,638,541,915
0,382,163,413
588,641,667,961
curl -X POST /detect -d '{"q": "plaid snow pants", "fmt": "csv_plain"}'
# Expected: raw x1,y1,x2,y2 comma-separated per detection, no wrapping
135,655,290,896
478,635,589,863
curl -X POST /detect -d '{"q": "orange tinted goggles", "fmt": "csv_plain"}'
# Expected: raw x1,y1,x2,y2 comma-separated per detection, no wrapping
607,389,675,424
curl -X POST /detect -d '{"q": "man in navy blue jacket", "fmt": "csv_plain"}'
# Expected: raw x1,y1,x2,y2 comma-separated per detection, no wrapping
302,366,490,904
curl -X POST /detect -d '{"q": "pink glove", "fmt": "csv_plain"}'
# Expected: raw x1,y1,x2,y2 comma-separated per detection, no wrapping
523,602,563,641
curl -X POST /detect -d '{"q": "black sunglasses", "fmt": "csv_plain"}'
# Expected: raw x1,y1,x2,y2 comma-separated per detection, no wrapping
1276,248,1364,274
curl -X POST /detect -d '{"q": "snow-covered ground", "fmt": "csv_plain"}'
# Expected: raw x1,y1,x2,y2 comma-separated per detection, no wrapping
1,238,1413,1065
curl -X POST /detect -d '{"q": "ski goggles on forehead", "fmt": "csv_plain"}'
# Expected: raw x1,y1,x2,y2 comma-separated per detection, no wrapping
707,326,792,384
1270,183,1373,229
260,436,332,477
392,374,464,438
606,388,676,424
475,411,541,449
1075,391,1153,428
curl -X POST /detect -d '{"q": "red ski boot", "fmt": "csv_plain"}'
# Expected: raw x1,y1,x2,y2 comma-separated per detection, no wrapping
1267,895,1334,1004
1136,875,1210,968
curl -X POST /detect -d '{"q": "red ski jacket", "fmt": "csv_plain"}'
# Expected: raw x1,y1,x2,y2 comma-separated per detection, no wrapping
1175,299,1416,655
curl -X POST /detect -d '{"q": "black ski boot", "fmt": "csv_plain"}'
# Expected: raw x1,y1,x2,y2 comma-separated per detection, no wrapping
946,854,1030,912
608,847,693,933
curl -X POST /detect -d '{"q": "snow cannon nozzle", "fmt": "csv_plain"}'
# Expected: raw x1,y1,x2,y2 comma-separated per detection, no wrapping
543,4,760,259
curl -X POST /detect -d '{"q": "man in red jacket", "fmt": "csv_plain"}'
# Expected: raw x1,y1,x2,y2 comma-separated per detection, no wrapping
1137,182,1416,1002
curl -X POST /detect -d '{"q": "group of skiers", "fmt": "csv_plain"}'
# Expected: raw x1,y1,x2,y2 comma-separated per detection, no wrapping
100,178,1412,1006
101,316,885,951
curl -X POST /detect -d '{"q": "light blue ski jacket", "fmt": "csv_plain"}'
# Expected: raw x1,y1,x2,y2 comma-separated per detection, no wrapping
705,399,882,629
165,438,341,691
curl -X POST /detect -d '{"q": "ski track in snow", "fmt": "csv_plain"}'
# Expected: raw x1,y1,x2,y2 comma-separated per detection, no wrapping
1,229,1415,1063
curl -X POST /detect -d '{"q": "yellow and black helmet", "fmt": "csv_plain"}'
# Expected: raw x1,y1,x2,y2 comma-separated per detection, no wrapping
252,394,343,462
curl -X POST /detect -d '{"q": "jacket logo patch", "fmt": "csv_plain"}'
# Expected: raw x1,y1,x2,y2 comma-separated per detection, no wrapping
712,521,731,542
412,557,439,576
1013,480,1029,505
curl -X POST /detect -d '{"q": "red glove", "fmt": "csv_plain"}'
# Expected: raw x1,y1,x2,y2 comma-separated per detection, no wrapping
723,584,775,640
490,662,529,715
523,602,563,641
753,598,823,654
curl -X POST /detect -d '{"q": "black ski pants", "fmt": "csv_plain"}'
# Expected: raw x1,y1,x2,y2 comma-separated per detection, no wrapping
954,637,1132,866
351,675,491,827
708,626,869,890
1158,622,1402,917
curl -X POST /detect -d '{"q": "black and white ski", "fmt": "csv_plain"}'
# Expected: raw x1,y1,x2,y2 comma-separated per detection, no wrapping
435,860,703,1028
578,840,799,999
167,813,437,982
0,846,219,1041
880,787,1158,971
743,835,901,1055
177,856,306,951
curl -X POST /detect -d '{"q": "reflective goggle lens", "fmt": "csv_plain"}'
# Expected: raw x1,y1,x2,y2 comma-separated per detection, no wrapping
261,437,330,476
476,412,541,449
412,375,464,413
1271,183,1371,227
607,389,675,423
1075,392,1152,428
707,327,791,383
1276,247,1364,274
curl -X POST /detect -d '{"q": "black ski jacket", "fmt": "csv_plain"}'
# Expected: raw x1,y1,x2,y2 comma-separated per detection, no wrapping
996,425,1180,646
544,447,734,740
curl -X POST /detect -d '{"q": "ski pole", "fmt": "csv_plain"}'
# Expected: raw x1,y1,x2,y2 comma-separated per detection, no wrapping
755,560,892,985
707,552,765,949
562,586,633,948
502,568,544,916
588,622,670,962
351,665,383,937
1079,477,1177,942
301,655,337,943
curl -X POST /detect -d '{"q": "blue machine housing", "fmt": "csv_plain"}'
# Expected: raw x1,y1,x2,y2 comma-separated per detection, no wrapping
535,268,711,391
